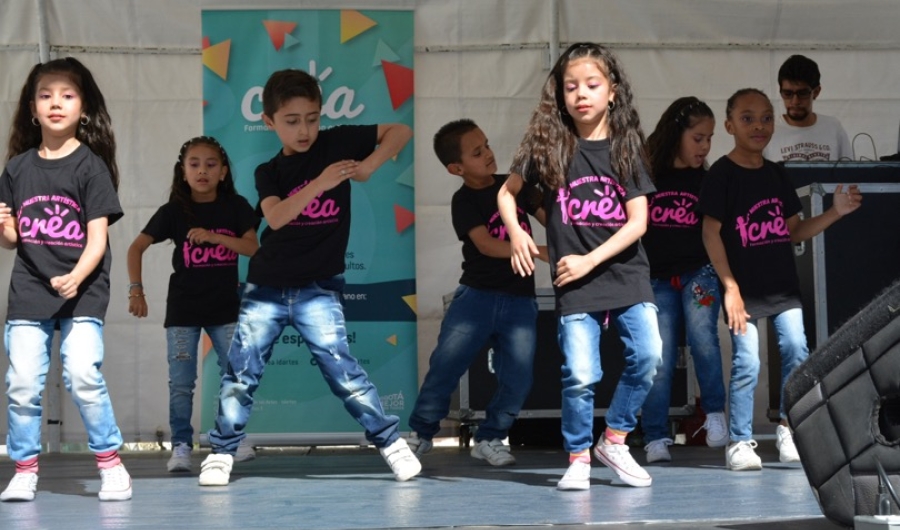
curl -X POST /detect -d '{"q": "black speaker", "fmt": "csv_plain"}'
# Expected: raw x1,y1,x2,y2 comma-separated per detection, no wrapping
784,279,900,528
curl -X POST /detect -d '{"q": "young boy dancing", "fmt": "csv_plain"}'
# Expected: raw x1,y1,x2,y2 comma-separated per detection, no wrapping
199,69,419,485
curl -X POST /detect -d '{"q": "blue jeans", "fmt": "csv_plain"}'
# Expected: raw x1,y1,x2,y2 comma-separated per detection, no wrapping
167,324,234,446
642,264,726,442
409,285,538,442
559,302,662,453
207,277,400,453
4,318,123,462
728,307,809,441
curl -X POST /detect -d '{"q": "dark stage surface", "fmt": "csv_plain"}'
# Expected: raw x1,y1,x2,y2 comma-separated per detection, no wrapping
0,438,844,530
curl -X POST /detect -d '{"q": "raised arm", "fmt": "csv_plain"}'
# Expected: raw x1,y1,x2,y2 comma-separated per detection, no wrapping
788,184,861,243
353,123,413,182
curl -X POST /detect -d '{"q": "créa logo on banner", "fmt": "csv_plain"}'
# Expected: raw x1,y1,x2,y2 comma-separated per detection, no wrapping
241,60,363,131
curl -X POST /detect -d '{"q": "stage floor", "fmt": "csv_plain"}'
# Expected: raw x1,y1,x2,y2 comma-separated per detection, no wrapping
0,437,843,530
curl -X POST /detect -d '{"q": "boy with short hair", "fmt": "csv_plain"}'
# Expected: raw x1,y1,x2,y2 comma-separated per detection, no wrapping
407,119,546,466
198,68,419,486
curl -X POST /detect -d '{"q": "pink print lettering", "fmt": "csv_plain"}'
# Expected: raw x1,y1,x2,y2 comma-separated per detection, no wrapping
488,208,532,241
649,191,699,228
734,199,791,247
557,175,627,227
181,229,238,268
18,200,85,247
287,181,340,226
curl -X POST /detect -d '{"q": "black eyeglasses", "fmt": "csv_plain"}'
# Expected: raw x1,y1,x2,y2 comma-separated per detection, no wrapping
780,88,813,100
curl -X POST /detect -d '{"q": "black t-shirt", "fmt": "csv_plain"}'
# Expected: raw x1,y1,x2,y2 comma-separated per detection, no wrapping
643,166,710,278
141,195,258,327
697,156,803,319
248,125,377,287
451,174,539,297
0,145,123,320
529,138,655,315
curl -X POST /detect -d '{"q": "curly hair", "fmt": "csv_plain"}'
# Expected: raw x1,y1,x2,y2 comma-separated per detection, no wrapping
170,136,236,226
509,42,649,190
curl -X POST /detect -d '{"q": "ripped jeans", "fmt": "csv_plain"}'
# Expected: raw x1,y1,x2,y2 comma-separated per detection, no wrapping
206,277,400,454
166,324,234,446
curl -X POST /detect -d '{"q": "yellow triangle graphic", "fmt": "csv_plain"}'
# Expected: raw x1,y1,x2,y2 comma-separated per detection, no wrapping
402,294,417,315
202,40,231,80
341,10,377,44
386,335,398,346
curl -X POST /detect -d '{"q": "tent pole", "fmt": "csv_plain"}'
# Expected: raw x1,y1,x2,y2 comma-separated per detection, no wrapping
36,0,51,63
549,0,559,69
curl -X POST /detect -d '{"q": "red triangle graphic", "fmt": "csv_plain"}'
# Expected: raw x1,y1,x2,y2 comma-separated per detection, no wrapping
393,204,415,233
381,60,414,110
263,20,297,51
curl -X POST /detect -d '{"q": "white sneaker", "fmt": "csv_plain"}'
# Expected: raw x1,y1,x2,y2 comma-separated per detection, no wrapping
198,454,234,486
0,473,38,502
234,438,256,462
406,432,433,457
98,464,132,501
702,412,729,448
776,425,801,463
167,442,192,472
379,438,422,482
557,460,591,491
726,440,762,471
471,439,516,466
644,438,673,463
594,442,652,487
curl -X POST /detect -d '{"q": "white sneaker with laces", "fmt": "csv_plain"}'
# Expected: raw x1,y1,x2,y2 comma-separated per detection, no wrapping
471,439,516,466
776,425,801,463
726,440,762,471
99,464,132,501
644,438,673,463
198,454,234,486
0,473,38,502
379,438,422,482
234,437,256,462
702,412,729,448
557,460,591,491
406,432,433,457
594,442,652,487
167,442,192,472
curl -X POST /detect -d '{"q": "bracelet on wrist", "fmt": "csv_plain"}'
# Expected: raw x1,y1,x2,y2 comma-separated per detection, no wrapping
128,293,146,299
128,282,143,291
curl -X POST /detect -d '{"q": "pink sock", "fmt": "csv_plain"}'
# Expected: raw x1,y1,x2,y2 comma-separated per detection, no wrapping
604,427,627,445
15,457,38,474
569,450,590,464
95,450,121,469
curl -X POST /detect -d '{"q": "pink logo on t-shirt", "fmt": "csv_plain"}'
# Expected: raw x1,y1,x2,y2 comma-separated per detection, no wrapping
734,198,791,247
557,175,627,227
286,181,340,226
649,191,698,228
182,229,238,268
17,195,85,247
488,207,532,241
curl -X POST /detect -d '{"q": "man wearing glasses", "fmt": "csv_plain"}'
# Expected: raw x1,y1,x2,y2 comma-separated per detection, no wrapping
765,55,852,162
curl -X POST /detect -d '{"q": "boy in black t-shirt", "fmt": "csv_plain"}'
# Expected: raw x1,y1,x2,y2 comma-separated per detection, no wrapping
199,69,420,486
406,119,546,466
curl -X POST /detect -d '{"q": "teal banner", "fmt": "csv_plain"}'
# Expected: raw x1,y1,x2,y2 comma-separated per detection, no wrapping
200,9,416,441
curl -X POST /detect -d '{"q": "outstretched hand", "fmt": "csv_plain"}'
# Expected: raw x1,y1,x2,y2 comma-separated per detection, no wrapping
832,184,862,216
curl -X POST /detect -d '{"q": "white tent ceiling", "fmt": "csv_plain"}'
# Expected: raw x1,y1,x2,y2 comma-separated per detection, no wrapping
1,0,898,443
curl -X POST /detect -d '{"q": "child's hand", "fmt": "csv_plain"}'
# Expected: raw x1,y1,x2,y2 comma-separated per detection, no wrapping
832,184,862,216
128,292,148,318
50,274,80,299
187,228,217,245
321,160,358,190
0,202,12,224
553,254,594,287
723,285,750,335
509,231,538,277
